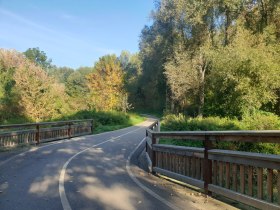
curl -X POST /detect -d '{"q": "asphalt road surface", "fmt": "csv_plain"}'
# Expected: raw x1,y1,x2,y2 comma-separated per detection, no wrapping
0,119,237,210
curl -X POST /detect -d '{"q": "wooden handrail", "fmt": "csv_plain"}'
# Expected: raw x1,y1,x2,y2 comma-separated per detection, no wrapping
0,119,93,129
147,130,280,143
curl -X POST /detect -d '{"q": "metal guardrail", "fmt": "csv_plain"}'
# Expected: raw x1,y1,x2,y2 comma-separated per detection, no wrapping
0,119,93,147
145,120,280,210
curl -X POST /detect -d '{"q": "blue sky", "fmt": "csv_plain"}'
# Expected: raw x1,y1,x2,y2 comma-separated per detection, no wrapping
0,0,154,68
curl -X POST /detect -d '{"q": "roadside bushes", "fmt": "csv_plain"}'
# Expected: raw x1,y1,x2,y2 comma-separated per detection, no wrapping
160,112,280,154
58,110,143,133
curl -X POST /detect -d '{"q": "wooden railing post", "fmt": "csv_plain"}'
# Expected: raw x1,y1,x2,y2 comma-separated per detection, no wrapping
35,124,40,145
151,133,157,174
203,135,212,195
156,121,160,143
145,130,148,153
68,122,71,139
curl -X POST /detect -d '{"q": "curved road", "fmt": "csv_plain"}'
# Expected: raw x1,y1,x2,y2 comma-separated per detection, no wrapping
0,119,180,210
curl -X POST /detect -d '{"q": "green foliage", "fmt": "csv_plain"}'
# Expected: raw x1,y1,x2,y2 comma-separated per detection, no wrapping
205,27,280,117
137,0,280,118
118,51,142,109
161,113,280,154
65,71,89,97
161,114,242,131
57,110,144,134
48,67,74,83
241,110,280,130
23,47,52,70
87,54,128,111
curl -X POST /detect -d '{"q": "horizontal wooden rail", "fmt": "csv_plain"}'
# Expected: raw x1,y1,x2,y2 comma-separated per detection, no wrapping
148,130,280,143
145,120,280,209
0,119,94,147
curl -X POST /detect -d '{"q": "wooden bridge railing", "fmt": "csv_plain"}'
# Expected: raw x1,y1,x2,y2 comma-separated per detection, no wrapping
0,119,93,147
146,121,280,210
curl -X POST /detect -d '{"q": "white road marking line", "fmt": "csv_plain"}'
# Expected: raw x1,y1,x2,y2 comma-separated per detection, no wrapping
126,138,180,210
59,127,143,210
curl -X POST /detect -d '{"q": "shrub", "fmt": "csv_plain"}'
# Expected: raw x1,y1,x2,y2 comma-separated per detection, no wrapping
161,112,280,154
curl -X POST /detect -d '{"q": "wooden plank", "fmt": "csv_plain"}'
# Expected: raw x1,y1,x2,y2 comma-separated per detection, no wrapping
168,152,171,171
153,144,204,156
267,168,273,202
209,152,280,170
174,154,178,173
160,152,163,168
162,152,166,170
203,136,212,194
232,163,237,191
186,156,190,177
277,170,280,205
240,165,245,194
226,162,230,189
191,157,196,178
152,130,280,143
156,152,160,168
182,155,186,175
145,152,152,173
213,160,217,185
248,166,253,196
208,184,280,210
219,161,223,186
154,167,204,189
196,158,201,180
209,149,280,163
257,167,263,200
0,129,36,137
160,152,164,169
170,153,174,171
201,158,204,180
179,155,183,175
151,135,157,174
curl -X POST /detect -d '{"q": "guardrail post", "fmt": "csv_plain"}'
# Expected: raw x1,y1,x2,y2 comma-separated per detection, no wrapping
151,133,157,174
68,122,72,139
203,135,212,195
35,124,40,145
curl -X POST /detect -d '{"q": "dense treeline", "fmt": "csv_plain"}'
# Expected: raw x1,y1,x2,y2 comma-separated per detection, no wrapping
135,0,280,118
1,0,280,127
0,48,140,123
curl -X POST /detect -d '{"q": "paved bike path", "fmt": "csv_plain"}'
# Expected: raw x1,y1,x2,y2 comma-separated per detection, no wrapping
0,119,237,210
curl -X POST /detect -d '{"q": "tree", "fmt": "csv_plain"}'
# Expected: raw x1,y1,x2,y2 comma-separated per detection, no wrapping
138,0,280,118
0,49,22,122
23,47,52,70
118,51,142,109
66,71,89,97
87,55,127,111
48,67,74,83
205,27,280,117
164,50,199,113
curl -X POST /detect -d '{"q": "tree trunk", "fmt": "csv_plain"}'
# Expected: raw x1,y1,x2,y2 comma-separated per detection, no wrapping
197,55,207,117
198,70,205,117
224,6,230,46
